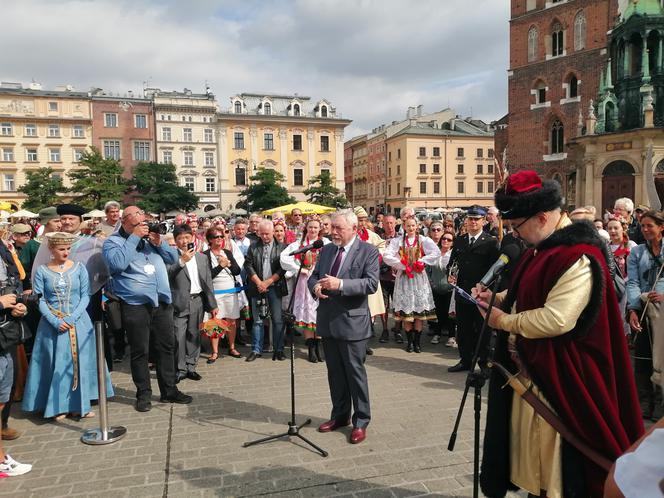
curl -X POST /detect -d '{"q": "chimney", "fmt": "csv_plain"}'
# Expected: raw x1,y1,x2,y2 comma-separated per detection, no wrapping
407,106,415,119
416,104,423,116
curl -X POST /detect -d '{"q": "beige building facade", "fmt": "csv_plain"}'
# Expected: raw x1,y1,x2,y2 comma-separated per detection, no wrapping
0,83,92,208
384,123,496,214
216,93,350,211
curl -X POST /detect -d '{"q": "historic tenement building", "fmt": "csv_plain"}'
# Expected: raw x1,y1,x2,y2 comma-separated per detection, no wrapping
216,93,350,211
91,90,154,178
0,83,93,208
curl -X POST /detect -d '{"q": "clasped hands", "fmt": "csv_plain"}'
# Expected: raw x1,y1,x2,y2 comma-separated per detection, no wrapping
313,274,341,300
0,294,27,319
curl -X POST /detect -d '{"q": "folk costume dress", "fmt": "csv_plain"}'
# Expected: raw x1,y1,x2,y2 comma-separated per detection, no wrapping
383,234,440,322
280,237,330,333
23,262,113,418
358,228,386,317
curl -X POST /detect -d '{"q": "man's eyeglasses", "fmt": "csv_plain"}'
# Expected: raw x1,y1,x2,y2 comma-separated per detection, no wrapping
512,215,534,232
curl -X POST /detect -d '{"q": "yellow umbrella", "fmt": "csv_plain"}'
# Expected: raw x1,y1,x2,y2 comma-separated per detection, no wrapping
262,201,336,216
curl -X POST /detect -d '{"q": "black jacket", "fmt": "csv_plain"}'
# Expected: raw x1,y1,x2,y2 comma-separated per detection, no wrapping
244,238,288,298
448,231,500,293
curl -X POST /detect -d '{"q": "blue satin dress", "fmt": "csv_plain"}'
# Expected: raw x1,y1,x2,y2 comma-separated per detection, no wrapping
22,262,113,418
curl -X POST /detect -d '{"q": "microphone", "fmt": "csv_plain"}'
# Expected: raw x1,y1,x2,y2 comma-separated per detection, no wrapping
479,244,521,287
289,239,324,256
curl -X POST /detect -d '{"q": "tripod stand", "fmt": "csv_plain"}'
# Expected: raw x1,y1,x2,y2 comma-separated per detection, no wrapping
447,275,502,498
243,261,328,457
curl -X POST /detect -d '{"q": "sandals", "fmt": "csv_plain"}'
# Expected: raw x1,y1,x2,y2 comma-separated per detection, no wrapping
207,353,219,364
229,349,242,358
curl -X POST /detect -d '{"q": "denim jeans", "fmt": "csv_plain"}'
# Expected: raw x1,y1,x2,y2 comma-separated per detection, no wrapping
250,287,284,354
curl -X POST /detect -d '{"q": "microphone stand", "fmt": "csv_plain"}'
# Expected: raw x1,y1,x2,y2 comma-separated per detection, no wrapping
243,259,328,457
447,274,502,498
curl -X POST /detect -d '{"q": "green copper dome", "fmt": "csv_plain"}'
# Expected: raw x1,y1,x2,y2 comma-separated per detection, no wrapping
623,0,663,20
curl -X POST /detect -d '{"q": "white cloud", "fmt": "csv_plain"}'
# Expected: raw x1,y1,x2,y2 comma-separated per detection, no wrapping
1,0,508,137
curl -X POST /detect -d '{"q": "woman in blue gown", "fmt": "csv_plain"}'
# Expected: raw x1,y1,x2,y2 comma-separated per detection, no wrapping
22,232,113,420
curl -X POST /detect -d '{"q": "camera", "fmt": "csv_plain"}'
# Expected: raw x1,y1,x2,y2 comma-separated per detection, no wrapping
257,297,271,320
147,222,168,235
0,277,37,306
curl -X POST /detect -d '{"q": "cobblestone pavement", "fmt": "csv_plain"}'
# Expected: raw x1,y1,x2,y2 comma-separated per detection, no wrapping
1,329,526,497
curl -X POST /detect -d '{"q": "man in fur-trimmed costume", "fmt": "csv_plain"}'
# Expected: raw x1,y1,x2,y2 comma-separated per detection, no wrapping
475,170,643,498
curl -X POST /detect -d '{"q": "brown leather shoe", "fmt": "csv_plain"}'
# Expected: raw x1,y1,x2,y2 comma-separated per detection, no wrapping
317,419,350,433
1,427,20,440
350,427,366,444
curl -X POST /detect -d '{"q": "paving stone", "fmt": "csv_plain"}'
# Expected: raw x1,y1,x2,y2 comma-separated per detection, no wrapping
0,329,493,497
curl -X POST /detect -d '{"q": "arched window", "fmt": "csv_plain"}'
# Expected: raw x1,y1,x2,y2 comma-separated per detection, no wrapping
569,75,578,97
528,26,538,62
552,23,564,57
234,101,242,114
264,102,271,115
574,12,586,51
293,103,301,116
551,120,564,154
321,105,328,117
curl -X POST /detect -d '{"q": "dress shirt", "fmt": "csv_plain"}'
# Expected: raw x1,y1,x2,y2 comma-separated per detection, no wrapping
234,236,251,256
261,241,274,280
335,235,357,291
103,228,179,306
185,254,203,295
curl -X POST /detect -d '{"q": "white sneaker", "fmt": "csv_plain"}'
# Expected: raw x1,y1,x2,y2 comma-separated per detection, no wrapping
0,454,32,476
445,337,458,348
430,335,441,344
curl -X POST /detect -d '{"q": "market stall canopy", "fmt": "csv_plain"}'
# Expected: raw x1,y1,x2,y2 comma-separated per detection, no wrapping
262,201,336,216
165,210,186,218
10,209,38,218
205,209,227,218
83,209,106,218
232,208,248,216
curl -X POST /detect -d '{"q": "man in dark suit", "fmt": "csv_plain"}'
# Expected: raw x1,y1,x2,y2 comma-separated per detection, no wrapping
244,220,288,361
308,209,379,444
168,224,217,382
447,206,499,372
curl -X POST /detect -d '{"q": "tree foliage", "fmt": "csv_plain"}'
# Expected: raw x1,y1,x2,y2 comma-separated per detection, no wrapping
68,148,127,210
237,168,295,212
129,161,199,213
304,170,349,208
18,167,66,210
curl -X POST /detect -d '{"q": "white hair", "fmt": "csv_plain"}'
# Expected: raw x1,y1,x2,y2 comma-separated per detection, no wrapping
249,213,263,221
614,197,634,214
332,209,358,228
401,207,415,216
487,206,499,215
257,220,274,231
104,200,121,212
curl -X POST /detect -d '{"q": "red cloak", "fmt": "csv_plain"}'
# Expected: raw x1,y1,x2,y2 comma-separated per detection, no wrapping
504,222,644,497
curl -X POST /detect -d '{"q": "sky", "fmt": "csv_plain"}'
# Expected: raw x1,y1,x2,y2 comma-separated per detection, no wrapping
1,0,510,139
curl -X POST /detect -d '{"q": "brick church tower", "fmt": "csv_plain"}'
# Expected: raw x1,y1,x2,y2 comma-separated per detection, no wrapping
507,0,620,204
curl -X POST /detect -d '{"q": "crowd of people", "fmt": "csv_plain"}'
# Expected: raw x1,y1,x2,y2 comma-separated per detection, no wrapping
0,184,659,493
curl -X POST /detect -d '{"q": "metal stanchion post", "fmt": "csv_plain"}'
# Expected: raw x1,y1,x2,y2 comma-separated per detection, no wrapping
81,321,127,445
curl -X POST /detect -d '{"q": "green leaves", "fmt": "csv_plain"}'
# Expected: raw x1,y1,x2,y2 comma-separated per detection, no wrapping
129,162,199,214
304,170,349,209
18,167,66,210
237,168,295,212
67,147,127,210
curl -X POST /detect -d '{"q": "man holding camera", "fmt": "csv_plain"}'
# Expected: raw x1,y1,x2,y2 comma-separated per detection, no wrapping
244,220,287,362
103,206,192,412
168,224,217,382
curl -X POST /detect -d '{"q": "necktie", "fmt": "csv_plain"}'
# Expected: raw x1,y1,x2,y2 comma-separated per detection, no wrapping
469,236,475,247
329,247,345,277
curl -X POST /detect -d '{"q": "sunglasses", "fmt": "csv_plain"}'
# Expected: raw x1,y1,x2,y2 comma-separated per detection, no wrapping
442,237,454,242
210,233,228,239
430,228,443,232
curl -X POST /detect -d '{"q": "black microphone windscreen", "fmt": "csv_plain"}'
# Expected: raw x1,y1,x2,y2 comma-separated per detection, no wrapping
312,239,324,249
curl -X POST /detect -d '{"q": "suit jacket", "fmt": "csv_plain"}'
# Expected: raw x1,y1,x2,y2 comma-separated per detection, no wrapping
308,238,379,341
448,231,499,293
167,252,217,316
243,238,288,298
